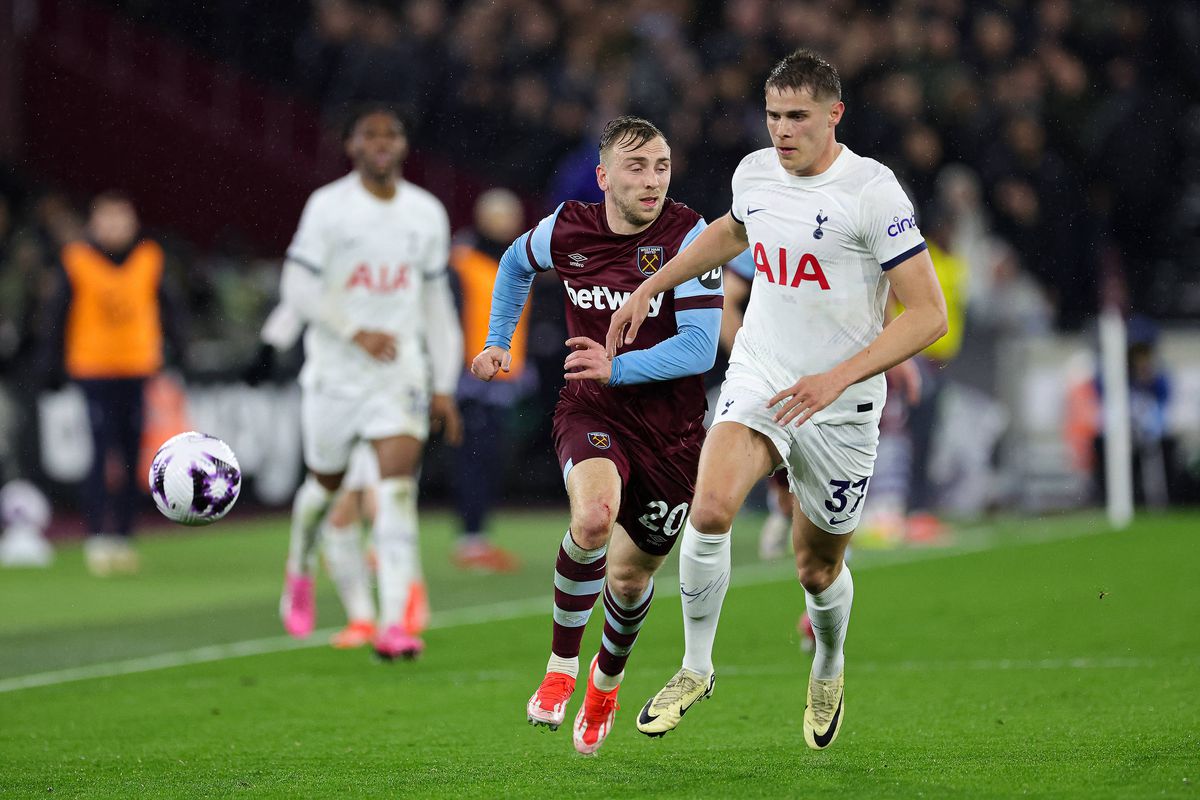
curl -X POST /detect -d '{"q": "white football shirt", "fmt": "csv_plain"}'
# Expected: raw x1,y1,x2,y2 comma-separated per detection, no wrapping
286,172,451,394
728,145,927,424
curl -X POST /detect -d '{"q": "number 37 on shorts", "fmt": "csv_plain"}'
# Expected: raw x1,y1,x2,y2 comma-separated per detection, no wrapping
823,476,870,529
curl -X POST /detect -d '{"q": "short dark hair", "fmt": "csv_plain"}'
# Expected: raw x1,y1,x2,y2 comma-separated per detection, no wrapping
342,103,406,140
764,49,841,101
598,116,667,160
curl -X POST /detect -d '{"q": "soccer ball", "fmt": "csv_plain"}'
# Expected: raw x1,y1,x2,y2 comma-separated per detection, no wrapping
148,432,241,526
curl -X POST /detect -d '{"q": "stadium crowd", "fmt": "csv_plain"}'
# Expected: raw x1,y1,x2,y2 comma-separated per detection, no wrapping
95,0,1200,327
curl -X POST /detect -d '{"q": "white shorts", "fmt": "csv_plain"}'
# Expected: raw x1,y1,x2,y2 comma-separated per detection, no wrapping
342,441,380,491
713,363,879,535
301,382,429,475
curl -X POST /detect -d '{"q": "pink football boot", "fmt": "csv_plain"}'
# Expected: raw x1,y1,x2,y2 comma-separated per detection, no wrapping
374,624,425,661
280,573,315,638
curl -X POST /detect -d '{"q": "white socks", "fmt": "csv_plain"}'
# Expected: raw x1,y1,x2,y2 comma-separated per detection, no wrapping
287,476,334,576
375,477,420,630
547,653,580,680
806,565,854,679
322,520,375,622
679,521,731,678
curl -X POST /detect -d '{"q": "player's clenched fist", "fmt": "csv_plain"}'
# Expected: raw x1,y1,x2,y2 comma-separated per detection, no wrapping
605,286,653,358
471,345,512,381
429,393,464,445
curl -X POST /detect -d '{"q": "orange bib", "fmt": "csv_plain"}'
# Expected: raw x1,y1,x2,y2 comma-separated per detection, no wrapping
62,240,164,379
451,244,529,380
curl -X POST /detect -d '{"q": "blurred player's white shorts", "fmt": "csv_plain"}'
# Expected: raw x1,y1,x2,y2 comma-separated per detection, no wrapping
342,440,380,491
301,382,429,475
713,362,879,535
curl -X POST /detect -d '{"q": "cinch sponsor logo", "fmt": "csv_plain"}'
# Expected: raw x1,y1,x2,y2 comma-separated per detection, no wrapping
345,263,410,292
887,214,917,237
751,243,830,290
562,280,663,317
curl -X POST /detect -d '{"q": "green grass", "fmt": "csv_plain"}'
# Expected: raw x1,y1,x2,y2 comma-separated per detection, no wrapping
1,510,1198,798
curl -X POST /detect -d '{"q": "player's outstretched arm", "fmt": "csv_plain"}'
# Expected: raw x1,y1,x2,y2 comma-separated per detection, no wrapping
606,213,748,357
474,214,554,380
769,249,947,426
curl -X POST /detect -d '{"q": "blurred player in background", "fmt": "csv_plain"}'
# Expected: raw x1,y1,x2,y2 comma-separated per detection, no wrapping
42,191,187,576
255,304,398,650
472,116,723,755
277,105,462,661
609,51,946,750
448,188,529,573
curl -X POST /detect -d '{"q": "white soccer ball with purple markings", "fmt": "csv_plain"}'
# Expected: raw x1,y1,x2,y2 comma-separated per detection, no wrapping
148,432,241,526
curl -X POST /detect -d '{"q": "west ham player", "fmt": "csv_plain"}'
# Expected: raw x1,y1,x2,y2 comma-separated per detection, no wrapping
278,106,462,660
608,51,947,749
471,117,723,755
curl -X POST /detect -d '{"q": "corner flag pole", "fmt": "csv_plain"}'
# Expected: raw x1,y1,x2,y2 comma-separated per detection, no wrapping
1098,306,1133,529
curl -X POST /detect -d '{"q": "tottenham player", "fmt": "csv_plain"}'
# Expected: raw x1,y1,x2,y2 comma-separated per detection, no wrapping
608,51,947,749
278,105,462,660
472,117,723,755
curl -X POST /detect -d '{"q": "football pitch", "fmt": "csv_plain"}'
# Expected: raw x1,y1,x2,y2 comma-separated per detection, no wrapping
1,510,1197,798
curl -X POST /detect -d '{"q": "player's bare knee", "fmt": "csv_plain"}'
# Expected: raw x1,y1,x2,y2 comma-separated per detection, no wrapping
570,503,616,549
794,550,839,594
328,505,355,529
606,570,650,606
689,497,735,535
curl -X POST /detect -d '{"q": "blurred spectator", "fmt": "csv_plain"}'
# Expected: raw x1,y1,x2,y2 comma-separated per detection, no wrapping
896,213,969,542
39,192,187,577
448,188,530,573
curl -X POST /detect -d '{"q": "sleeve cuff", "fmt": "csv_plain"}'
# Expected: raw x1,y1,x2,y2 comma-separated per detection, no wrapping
729,207,743,224
608,356,624,387
286,253,322,275
484,336,512,351
880,241,928,271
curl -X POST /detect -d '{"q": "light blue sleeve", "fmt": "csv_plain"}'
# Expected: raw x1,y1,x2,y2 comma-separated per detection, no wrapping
484,205,563,349
727,247,756,281
609,307,721,386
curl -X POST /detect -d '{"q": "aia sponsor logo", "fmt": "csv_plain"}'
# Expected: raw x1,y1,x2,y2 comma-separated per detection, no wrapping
751,243,830,290
587,431,612,450
345,263,410,292
637,245,664,277
887,214,917,237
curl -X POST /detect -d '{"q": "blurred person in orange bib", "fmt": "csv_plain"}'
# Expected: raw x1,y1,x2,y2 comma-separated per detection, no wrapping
41,191,187,576
448,189,531,574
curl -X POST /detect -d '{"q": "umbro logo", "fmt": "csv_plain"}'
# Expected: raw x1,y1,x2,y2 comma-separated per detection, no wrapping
568,252,587,264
